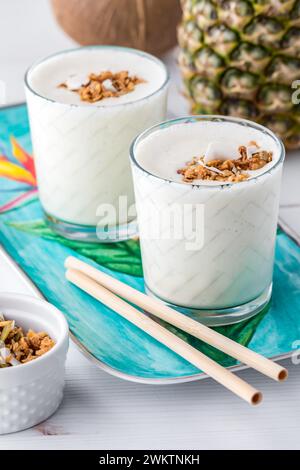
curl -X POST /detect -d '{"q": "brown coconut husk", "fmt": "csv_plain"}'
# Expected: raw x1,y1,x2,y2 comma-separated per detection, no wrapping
51,0,182,55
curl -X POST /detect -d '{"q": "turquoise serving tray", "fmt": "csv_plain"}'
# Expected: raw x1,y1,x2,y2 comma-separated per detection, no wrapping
0,104,299,384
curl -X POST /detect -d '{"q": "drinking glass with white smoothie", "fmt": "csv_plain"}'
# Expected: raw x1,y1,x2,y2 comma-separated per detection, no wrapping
25,46,169,242
130,116,285,326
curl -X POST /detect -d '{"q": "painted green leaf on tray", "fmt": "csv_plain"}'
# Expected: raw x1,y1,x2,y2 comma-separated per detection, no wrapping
8,220,143,277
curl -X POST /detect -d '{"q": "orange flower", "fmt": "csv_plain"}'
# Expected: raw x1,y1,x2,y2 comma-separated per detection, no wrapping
0,137,38,214
0,137,36,186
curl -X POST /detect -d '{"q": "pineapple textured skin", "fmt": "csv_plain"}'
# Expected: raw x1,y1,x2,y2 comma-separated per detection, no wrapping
178,0,300,149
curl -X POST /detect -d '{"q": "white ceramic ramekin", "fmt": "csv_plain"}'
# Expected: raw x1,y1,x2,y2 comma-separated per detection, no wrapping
0,293,69,434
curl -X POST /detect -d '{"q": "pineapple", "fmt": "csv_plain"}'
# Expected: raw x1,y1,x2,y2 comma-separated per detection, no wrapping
178,0,300,149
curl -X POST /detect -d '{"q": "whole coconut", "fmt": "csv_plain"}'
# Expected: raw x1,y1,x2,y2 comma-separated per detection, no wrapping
51,0,181,55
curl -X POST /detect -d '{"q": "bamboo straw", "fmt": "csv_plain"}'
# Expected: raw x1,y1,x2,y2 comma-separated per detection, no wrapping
65,256,288,382
66,267,262,405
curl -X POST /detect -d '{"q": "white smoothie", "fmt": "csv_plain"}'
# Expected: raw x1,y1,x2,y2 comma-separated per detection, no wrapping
28,48,167,107
131,119,284,313
25,47,168,231
137,121,280,184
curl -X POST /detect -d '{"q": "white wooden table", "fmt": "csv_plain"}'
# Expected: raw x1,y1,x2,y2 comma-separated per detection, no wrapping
0,0,300,450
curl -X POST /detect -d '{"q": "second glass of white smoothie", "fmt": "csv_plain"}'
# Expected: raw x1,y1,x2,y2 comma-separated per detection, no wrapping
25,46,169,242
130,116,285,326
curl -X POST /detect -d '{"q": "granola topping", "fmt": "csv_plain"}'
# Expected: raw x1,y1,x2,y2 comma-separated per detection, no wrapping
0,313,55,367
177,142,273,183
59,70,145,103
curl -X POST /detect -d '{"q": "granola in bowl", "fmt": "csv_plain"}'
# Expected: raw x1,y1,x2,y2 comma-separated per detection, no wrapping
0,313,55,368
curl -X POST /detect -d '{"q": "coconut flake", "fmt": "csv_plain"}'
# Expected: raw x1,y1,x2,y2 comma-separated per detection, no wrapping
196,159,225,175
204,141,241,163
102,79,116,92
246,142,262,160
64,74,90,91
0,346,20,366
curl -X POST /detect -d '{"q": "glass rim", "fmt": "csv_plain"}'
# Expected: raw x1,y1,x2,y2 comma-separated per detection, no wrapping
24,45,170,109
129,115,286,190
